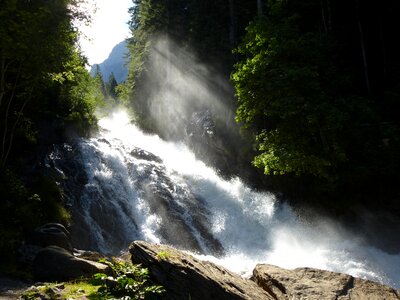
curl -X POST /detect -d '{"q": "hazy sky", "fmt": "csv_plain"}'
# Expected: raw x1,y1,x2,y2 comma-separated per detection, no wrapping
79,0,132,66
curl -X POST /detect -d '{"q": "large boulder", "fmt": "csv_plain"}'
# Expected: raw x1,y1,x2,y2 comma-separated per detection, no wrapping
185,110,231,175
26,223,73,253
129,241,400,300
129,241,274,300
33,246,109,282
252,264,400,300
18,223,72,265
130,147,163,164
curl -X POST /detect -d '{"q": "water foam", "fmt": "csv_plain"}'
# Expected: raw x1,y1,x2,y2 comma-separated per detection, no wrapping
86,110,400,288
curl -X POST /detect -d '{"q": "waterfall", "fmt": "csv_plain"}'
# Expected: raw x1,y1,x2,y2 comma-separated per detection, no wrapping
48,110,400,289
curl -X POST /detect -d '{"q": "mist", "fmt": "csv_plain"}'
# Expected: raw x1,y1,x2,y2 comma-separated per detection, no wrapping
55,110,400,289
131,36,237,138
112,36,400,288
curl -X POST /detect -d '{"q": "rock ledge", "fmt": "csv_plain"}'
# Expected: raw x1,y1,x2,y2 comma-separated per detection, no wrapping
129,241,400,300
253,264,400,300
129,241,274,299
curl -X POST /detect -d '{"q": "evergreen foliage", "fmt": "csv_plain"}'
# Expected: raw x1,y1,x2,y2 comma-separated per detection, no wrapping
125,0,400,210
232,0,400,206
1,0,400,275
0,0,105,270
123,0,258,128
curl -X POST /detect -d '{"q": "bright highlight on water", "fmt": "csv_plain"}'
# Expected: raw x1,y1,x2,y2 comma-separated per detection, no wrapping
50,110,400,289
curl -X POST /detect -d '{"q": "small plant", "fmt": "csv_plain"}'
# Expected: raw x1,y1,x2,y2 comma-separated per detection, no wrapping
156,251,170,260
91,259,165,299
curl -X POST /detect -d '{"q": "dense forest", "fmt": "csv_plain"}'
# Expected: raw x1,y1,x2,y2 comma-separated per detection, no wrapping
0,0,106,270
1,0,400,279
124,0,400,212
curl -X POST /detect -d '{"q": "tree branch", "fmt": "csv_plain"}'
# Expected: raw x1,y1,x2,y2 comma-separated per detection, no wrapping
3,95,30,167
0,55,17,110
0,61,22,167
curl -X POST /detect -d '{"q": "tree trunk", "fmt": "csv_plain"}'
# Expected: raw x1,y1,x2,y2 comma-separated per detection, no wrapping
320,0,328,33
257,0,263,17
0,54,7,108
320,0,332,33
0,62,21,167
355,0,370,94
379,15,387,80
3,98,29,167
326,0,332,31
229,0,236,49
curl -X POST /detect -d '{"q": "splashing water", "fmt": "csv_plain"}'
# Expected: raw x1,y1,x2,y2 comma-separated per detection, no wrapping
54,110,400,289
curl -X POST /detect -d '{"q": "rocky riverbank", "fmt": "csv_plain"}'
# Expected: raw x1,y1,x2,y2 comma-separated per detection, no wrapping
130,240,400,300
0,276,31,299
5,233,400,299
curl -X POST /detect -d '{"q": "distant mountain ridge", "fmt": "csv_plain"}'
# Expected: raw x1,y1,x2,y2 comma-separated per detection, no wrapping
90,40,128,83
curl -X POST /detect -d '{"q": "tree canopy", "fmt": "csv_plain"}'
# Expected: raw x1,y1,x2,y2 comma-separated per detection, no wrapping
0,0,104,269
125,0,400,208
232,0,400,205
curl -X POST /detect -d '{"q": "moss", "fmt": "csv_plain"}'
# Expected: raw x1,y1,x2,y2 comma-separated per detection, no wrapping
156,251,170,260
30,176,71,225
62,281,100,299
21,281,100,300
0,170,71,275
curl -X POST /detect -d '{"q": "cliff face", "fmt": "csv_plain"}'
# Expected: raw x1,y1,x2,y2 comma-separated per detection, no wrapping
129,241,400,300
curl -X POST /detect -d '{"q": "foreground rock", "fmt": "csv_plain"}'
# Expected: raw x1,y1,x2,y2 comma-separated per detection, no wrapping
33,246,109,282
18,223,72,265
130,241,400,300
129,241,274,300
253,264,400,300
26,223,73,252
0,276,31,300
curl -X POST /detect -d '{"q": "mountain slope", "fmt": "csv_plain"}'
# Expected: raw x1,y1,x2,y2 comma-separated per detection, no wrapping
90,40,128,83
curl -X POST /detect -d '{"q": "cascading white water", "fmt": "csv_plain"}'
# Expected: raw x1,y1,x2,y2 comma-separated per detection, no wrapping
62,110,400,289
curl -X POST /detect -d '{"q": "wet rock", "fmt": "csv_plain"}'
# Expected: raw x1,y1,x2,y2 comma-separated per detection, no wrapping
129,241,274,300
252,264,400,300
33,246,109,282
137,164,224,256
185,110,231,174
130,147,163,163
186,110,216,140
18,223,73,265
26,223,73,253
73,249,107,262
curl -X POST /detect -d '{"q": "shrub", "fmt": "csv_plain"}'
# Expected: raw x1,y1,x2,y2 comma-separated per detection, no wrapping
91,259,165,299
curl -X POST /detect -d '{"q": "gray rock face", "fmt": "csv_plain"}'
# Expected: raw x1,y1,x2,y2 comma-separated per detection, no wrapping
129,241,274,300
185,110,231,175
18,223,72,265
252,264,400,300
33,246,109,282
129,242,400,300
134,162,224,256
130,147,163,164
26,223,73,253
186,110,216,140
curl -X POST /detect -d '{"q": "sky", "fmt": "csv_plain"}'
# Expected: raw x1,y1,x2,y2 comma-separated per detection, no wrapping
78,0,132,66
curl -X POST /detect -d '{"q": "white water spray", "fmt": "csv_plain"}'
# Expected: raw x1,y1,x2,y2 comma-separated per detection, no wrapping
59,109,400,289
